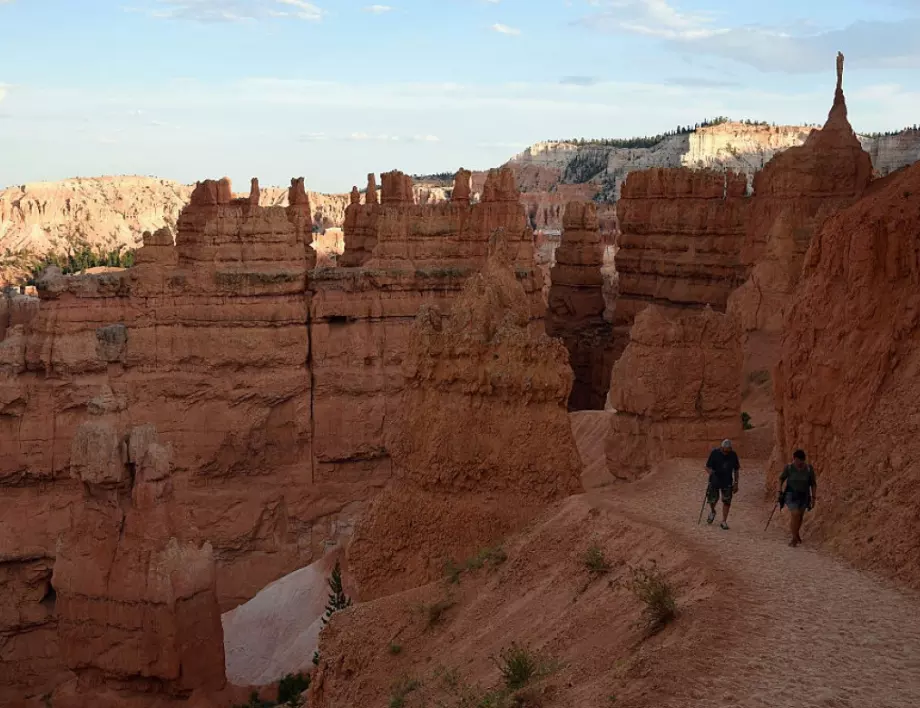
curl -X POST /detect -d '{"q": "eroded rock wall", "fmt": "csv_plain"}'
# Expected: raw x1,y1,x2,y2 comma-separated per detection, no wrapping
546,201,616,410
606,306,742,480
771,161,920,588
727,54,873,382
346,234,582,600
613,168,748,359
0,167,546,702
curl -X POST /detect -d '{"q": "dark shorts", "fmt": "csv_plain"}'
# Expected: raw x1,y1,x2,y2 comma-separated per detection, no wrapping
707,485,733,506
785,490,810,511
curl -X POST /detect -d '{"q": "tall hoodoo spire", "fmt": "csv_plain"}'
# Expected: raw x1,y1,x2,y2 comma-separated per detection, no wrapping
836,51,844,93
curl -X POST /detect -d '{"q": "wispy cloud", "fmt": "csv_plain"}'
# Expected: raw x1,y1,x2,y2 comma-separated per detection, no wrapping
0,85,8,103
559,76,601,87
491,23,520,35
664,76,741,88
362,4,392,13
135,0,325,22
579,0,920,73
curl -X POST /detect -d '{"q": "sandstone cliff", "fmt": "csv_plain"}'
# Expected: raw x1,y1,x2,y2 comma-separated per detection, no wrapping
613,168,748,359
771,160,920,589
546,201,616,411
0,167,545,704
606,306,742,481
346,233,582,600
727,54,873,386
506,122,919,233
0,176,351,284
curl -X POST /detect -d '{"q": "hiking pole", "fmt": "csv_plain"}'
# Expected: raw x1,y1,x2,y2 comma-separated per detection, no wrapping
764,489,785,532
697,489,708,525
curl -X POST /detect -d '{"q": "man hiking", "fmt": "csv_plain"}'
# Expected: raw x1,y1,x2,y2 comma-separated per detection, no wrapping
779,449,817,547
704,439,740,530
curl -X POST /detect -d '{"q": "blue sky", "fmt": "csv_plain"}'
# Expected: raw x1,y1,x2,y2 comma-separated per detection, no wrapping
1,0,919,192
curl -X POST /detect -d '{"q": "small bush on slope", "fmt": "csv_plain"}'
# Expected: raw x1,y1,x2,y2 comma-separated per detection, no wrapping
629,563,677,634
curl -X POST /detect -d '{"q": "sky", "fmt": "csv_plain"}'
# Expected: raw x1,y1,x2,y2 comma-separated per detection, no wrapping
1,0,920,192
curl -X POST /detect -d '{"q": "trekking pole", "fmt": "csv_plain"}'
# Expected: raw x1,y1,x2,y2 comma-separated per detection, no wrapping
697,489,708,525
764,488,784,532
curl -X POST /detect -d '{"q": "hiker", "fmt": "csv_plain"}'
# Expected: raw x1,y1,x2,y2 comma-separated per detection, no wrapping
780,449,817,547
704,439,740,530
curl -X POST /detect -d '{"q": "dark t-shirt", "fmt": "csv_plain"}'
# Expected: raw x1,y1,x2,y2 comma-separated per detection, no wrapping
781,463,816,494
706,449,740,488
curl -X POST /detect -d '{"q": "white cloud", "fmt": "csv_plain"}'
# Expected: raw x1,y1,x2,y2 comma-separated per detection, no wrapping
580,0,920,72
491,22,520,35
363,4,392,13
137,0,324,22
0,86,7,103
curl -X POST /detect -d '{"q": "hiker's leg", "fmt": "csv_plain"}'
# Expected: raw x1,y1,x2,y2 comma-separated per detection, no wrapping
790,510,804,544
706,486,718,521
721,488,733,521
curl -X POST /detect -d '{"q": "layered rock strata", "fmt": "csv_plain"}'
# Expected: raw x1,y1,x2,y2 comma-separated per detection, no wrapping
727,53,873,380
613,168,749,357
546,202,616,410
771,160,920,588
606,306,742,480
0,167,544,702
347,233,582,599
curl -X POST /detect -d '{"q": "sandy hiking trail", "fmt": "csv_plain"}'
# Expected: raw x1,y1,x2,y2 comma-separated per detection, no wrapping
587,457,920,707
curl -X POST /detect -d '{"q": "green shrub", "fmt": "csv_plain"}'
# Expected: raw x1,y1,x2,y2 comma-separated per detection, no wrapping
583,545,611,575
629,563,677,634
389,643,403,655
741,412,753,430
493,643,539,691
277,672,310,704
322,560,351,625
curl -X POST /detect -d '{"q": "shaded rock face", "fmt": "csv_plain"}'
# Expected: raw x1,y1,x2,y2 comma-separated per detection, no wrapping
614,168,749,360
728,54,873,381
771,160,920,589
347,234,583,600
0,169,545,702
606,306,742,481
546,201,616,410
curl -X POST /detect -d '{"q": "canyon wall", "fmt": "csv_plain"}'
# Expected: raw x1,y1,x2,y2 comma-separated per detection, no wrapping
0,167,543,704
771,160,920,589
347,233,582,599
613,168,748,358
546,201,616,410
0,177,351,285
727,54,873,383
606,306,742,481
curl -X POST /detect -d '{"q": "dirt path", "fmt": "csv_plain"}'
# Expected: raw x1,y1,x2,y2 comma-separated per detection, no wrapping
591,458,920,707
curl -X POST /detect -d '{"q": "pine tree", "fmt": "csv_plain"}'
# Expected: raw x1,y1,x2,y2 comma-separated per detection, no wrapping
322,560,351,625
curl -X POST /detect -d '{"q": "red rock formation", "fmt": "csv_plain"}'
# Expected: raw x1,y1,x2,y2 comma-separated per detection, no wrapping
606,305,742,480
346,233,582,599
0,166,548,702
55,422,226,698
452,168,472,204
310,167,543,489
728,53,873,381
771,160,920,588
338,174,380,268
614,168,749,359
546,201,616,410
380,170,415,205
366,168,536,271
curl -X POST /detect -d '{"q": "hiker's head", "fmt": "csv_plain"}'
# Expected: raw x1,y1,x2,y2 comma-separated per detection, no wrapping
793,449,806,467
721,439,732,452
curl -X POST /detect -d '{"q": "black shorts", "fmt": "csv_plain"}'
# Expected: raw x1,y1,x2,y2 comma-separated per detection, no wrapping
707,485,733,506
785,490,810,511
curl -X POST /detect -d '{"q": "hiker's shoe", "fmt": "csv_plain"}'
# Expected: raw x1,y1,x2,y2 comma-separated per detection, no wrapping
720,522,729,530
707,510,716,525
